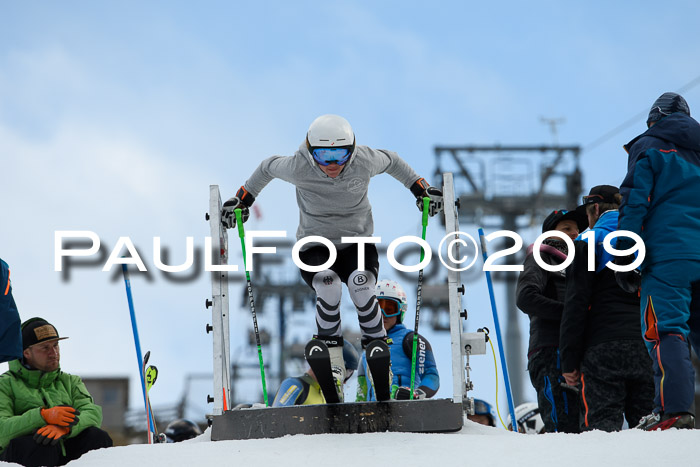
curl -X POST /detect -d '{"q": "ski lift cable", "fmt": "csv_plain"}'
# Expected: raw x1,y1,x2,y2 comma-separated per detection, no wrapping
584,74,700,153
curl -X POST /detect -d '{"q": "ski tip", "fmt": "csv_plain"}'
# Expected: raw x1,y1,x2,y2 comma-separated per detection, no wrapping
366,339,389,353
304,340,328,358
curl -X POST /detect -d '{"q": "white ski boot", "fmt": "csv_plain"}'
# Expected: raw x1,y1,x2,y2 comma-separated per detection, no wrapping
328,344,346,403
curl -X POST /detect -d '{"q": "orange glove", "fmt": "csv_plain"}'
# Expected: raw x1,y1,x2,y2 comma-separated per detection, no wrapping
40,406,80,427
33,425,70,445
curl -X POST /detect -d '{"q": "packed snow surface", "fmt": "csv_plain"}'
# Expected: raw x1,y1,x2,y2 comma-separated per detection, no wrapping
10,419,695,467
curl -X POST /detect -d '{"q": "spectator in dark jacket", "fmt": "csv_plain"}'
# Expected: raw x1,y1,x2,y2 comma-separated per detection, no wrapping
617,92,700,430
517,208,587,433
560,185,654,432
0,259,22,364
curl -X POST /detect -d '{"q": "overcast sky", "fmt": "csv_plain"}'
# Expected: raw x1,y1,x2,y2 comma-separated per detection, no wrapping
2,1,699,421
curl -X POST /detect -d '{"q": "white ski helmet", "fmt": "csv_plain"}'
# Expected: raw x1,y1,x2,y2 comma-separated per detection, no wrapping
375,279,408,323
306,115,356,160
507,402,545,434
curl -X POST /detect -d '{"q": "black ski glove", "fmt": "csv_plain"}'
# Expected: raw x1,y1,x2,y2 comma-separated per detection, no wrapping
222,186,255,229
614,269,641,294
410,178,443,217
613,254,641,294
393,386,427,400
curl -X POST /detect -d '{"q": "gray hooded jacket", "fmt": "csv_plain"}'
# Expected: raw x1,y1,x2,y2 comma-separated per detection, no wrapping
244,143,420,248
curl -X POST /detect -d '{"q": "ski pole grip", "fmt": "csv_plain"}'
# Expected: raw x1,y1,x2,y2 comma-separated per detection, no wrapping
422,197,429,225
234,208,245,239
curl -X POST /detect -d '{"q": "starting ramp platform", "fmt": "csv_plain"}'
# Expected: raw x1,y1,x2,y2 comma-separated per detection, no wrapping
211,398,463,440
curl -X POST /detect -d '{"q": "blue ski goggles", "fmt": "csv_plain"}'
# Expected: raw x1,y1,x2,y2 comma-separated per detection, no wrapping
378,298,402,318
311,147,352,166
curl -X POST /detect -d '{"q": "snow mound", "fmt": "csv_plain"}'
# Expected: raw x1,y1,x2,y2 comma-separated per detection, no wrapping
61,421,698,467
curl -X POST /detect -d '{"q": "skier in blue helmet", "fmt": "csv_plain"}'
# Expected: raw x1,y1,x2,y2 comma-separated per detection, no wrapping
468,399,496,427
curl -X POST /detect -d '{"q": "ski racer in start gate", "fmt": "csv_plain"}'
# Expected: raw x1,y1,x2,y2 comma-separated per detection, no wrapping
222,115,443,403
356,279,439,401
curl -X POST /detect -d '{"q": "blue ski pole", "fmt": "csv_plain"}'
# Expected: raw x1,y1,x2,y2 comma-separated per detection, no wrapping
121,264,156,441
478,228,518,431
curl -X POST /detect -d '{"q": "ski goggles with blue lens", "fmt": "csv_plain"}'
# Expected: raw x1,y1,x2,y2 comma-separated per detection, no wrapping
311,147,352,166
378,298,402,318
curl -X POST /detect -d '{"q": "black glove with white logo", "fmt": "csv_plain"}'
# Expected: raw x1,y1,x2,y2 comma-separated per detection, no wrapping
222,186,255,229
410,178,443,217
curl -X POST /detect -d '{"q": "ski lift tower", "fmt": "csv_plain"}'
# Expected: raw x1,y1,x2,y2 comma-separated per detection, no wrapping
433,144,582,404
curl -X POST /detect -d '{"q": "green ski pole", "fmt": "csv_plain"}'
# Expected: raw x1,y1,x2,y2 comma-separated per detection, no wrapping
409,197,430,399
235,208,269,406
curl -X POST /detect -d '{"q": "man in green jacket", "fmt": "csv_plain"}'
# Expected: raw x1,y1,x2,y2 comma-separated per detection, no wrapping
0,318,112,466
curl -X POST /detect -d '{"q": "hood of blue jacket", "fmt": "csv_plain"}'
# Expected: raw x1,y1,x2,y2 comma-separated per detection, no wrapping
625,112,700,152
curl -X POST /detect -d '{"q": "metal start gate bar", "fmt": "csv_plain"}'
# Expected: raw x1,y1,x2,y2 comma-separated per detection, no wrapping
207,185,232,416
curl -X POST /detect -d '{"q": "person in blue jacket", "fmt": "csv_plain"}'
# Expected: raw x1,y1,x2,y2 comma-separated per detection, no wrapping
0,259,22,364
617,92,700,431
559,185,653,431
356,279,439,401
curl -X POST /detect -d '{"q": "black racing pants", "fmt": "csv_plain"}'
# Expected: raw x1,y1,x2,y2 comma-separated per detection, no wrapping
528,346,581,433
580,340,654,432
298,243,379,287
299,243,383,340
0,426,113,467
